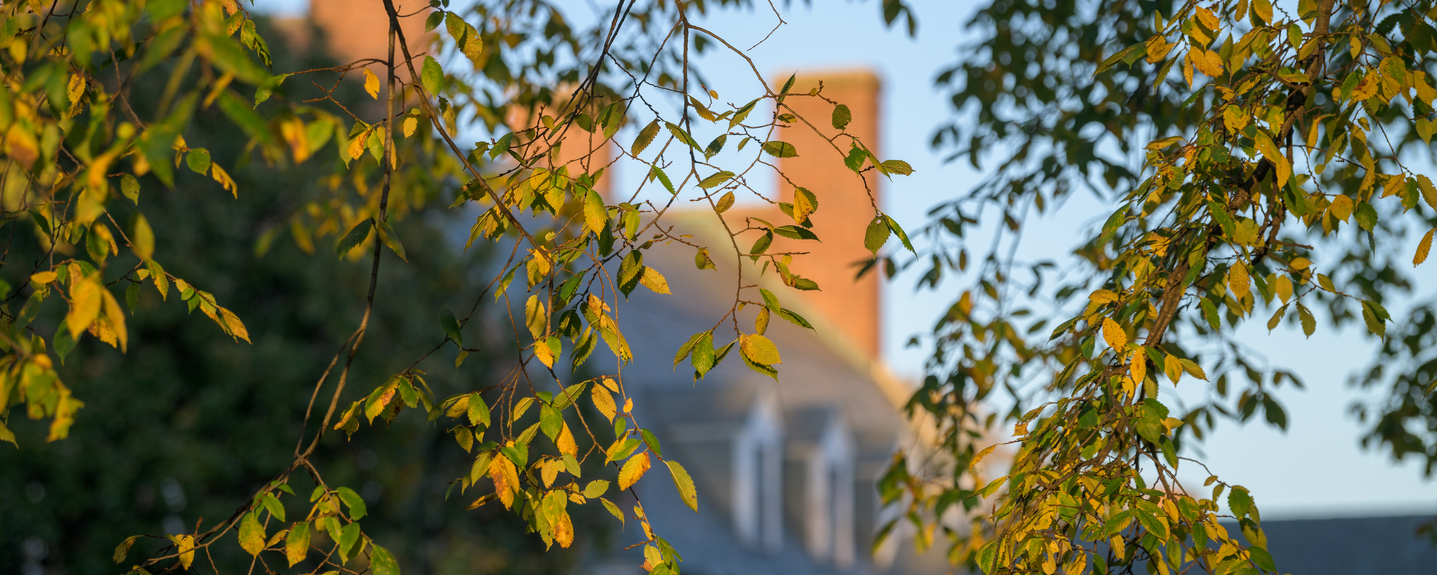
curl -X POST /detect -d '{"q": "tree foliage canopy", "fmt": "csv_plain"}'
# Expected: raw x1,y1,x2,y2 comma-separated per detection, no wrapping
4,0,1437,574
891,1,1437,574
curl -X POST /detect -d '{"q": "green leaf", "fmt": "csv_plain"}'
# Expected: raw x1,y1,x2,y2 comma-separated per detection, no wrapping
376,220,407,261
261,492,286,522
584,190,608,235
467,392,490,427
831,104,851,129
864,216,890,253
370,543,400,575
120,174,141,204
337,486,368,520
761,141,798,158
335,219,373,258
600,497,625,525
186,148,211,174
667,460,698,512
879,159,913,176
673,332,705,367
540,404,562,441
641,428,662,457
441,309,463,346
649,166,676,194
1248,546,1276,572
633,120,660,156
883,214,914,252
1228,486,1253,518
421,56,443,95
337,522,361,564
584,479,610,498
691,333,715,376
698,171,734,189
694,247,715,271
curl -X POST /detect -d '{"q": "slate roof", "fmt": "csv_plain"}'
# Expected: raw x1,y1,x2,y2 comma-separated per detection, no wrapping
1228,515,1437,575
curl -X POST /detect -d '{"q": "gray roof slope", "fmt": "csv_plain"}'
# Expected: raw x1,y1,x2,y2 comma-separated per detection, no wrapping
609,214,907,458
1227,515,1437,575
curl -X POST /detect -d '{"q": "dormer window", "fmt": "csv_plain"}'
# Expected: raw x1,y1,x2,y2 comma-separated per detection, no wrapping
784,408,856,568
733,389,784,551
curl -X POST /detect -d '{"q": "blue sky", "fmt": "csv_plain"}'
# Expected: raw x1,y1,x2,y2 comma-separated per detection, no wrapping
256,0,1436,518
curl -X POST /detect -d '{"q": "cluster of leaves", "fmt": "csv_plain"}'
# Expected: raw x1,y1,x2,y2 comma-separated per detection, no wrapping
884,1,1437,574
1,0,917,574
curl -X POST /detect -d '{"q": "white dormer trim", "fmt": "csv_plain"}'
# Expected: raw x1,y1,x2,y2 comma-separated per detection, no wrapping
733,388,784,552
785,409,857,568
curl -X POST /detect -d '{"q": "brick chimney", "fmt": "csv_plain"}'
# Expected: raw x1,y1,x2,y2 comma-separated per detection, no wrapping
770,70,883,359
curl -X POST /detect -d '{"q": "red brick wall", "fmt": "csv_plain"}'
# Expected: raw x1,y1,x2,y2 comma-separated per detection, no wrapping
310,0,429,77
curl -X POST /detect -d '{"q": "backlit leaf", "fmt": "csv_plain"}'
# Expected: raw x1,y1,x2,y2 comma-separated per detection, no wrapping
618,452,651,490
667,460,698,512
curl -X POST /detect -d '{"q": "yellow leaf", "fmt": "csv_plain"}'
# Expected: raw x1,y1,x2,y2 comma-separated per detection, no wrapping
1190,48,1223,77
31,271,56,285
970,444,997,470
403,116,418,138
219,307,250,343
1195,7,1220,31
489,453,520,509
1164,354,1183,384
1128,348,1147,387
1228,263,1251,300
1253,0,1272,23
1088,289,1119,305
739,333,781,366
640,267,670,294
1289,257,1311,270
557,423,578,457
667,460,698,512
618,452,651,490
1101,317,1127,351
101,287,128,352
1329,195,1354,222
553,509,575,548
1275,274,1293,303
347,130,368,160
591,384,616,422
1418,228,1435,266
363,68,380,99
67,277,103,338
169,534,196,570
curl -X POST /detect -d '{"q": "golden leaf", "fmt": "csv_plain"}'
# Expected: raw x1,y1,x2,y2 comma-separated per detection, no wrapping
489,453,520,509
67,277,103,338
1228,263,1251,300
618,452,651,491
1129,348,1147,388
1088,289,1119,305
1101,317,1127,351
1164,354,1183,384
1417,228,1435,266
554,510,575,548
591,384,616,422
363,68,380,99
640,267,670,294
557,423,578,457
219,307,250,343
